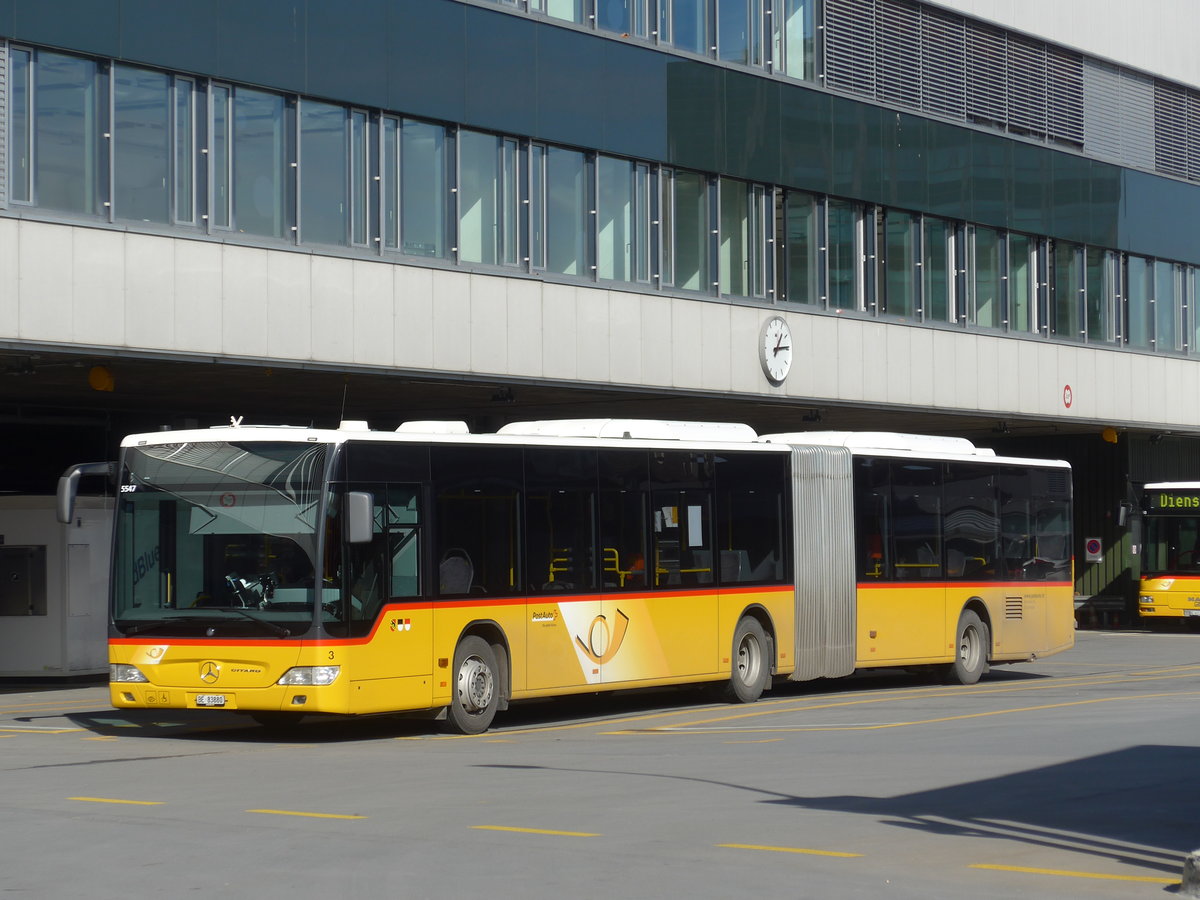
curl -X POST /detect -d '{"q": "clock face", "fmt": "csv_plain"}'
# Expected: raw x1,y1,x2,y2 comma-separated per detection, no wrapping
760,316,792,385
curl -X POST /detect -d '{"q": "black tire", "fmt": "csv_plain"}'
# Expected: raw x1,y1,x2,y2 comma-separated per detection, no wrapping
724,616,769,703
443,635,500,735
948,609,989,685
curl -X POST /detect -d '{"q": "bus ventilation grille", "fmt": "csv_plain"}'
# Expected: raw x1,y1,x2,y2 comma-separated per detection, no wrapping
1005,598,1024,620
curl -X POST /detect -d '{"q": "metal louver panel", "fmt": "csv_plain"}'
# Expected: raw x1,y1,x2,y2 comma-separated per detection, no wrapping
1082,59,1123,162
1046,46,1083,147
1187,93,1200,182
789,444,857,682
919,7,965,119
1006,34,1046,137
0,41,7,209
876,0,921,110
1005,598,1024,620
824,0,877,96
965,24,1006,127
1154,80,1189,178
1120,69,1156,171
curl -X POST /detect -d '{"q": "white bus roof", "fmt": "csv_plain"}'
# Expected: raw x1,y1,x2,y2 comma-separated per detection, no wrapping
1145,482,1200,490
117,418,1067,468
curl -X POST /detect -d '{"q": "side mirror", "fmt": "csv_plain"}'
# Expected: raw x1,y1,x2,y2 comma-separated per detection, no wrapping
57,462,115,524
346,491,375,544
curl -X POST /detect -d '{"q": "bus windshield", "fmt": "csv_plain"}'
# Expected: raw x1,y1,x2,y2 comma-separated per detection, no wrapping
1143,515,1200,577
113,441,329,638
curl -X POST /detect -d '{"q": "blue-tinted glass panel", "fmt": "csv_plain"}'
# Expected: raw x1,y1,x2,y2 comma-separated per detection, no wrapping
531,144,546,269
546,147,588,276
545,0,585,23
671,0,709,55
211,85,231,229
1085,247,1114,344
827,199,858,310
883,210,916,318
597,0,648,36
174,79,195,224
383,118,399,249
1155,260,1179,352
401,120,447,258
719,177,749,296
351,111,368,246
783,191,817,305
972,226,1002,329
1126,255,1153,351
458,130,516,266
671,169,708,291
34,50,104,216
717,0,750,65
10,48,31,203
775,0,815,80
233,88,289,239
1051,241,1083,341
598,155,634,282
299,100,347,247
924,217,952,323
114,65,170,224
1008,233,1033,333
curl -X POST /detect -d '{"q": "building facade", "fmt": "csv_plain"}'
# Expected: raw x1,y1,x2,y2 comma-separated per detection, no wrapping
3,0,1200,624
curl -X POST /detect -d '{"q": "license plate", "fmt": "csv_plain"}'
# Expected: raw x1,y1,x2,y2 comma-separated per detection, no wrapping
1186,610,1200,617
195,694,227,707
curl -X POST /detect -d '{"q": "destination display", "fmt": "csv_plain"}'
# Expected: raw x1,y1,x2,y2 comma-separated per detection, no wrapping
1144,490,1200,514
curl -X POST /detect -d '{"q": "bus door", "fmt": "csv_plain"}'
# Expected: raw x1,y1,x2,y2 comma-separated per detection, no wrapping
857,459,946,663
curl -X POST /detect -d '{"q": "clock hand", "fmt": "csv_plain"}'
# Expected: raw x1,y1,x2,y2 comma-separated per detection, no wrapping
774,344,790,355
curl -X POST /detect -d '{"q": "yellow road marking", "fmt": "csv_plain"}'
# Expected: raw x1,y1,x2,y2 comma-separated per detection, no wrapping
723,738,784,744
70,797,163,806
719,843,861,858
970,863,1177,885
473,825,599,837
0,727,82,734
247,809,366,820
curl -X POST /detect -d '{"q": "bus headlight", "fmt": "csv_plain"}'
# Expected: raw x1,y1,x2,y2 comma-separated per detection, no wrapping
277,666,340,686
110,664,149,683
1140,595,1154,604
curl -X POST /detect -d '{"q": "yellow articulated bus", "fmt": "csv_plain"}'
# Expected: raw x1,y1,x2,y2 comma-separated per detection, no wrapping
1139,482,1200,625
57,418,1074,734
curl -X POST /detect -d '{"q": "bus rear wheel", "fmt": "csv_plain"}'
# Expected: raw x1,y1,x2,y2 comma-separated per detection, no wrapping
948,610,989,685
724,616,769,703
444,636,500,735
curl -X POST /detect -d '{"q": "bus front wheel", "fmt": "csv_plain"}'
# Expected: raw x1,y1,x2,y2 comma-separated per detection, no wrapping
948,610,989,685
724,616,769,703
444,636,500,735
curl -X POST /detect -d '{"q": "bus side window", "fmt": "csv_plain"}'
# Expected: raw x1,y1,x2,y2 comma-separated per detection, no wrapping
854,458,890,580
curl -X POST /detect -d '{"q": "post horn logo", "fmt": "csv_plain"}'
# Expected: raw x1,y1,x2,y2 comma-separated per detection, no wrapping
199,661,220,684
574,609,630,665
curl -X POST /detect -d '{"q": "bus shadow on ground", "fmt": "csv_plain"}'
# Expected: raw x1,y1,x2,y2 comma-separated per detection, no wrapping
768,745,1192,879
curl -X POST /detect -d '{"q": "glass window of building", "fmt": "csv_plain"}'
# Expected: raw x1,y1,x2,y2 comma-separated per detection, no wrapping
597,155,651,283
968,225,1002,329
211,84,232,229
541,0,585,23
923,216,953,323
174,78,197,225
718,0,763,66
667,168,710,291
1155,260,1182,352
1085,247,1117,344
29,50,107,216
781,190,819,304
402,119,448,258
299,99,349,246
773,0,816,80
113,65,170,224
458,129,518,266
668,0,710,55
543,146,589,276
232,87,290,239
350,110,368,246
1050,240,1083,341
597,0,649,37
880,209,916,318
1190,268,1200,354
9,48,32,203
1008,232,1034,332
1126,254,1153,350
718,177,767,298
827,198,860,311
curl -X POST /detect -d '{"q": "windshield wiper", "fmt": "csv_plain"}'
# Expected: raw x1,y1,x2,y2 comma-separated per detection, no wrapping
224,607,292,638
122,616,212,636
